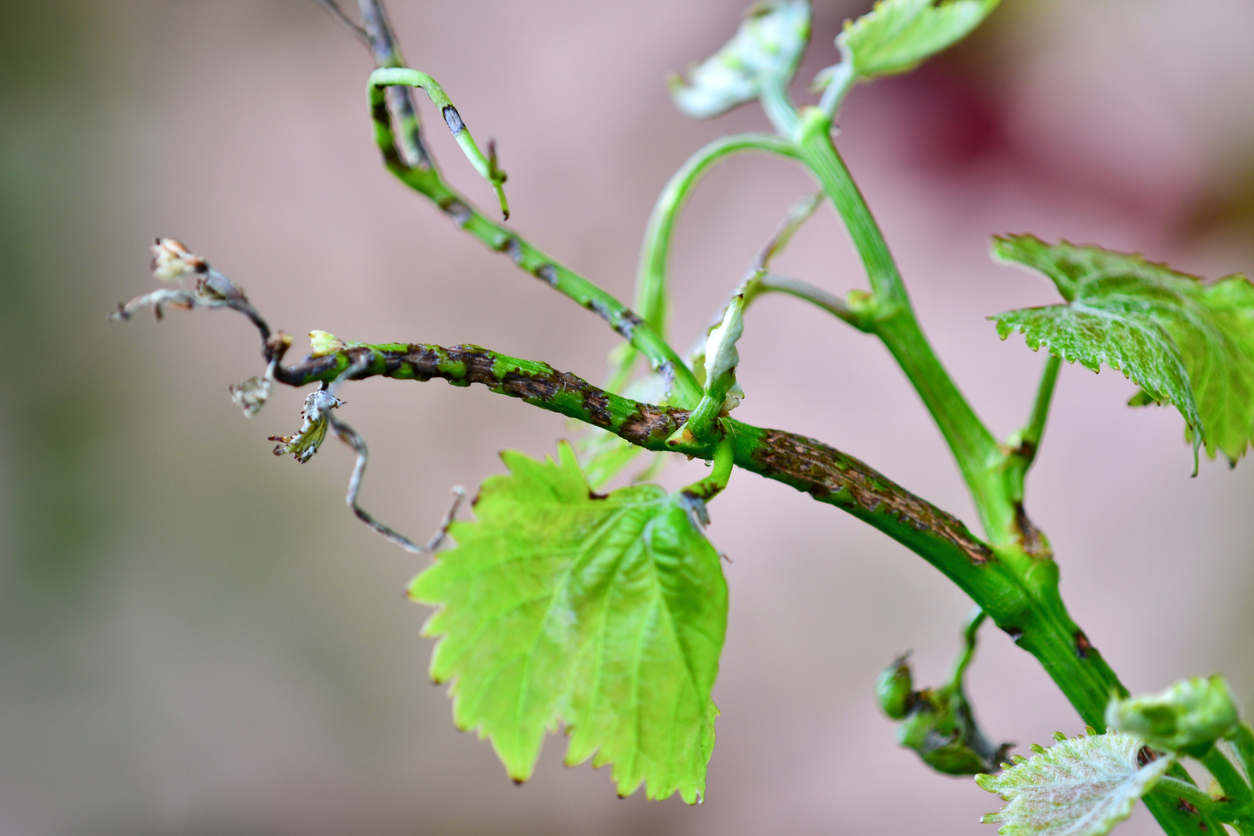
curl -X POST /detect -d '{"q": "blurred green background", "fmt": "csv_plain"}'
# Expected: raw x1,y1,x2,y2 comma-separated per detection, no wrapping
2,1,1252,833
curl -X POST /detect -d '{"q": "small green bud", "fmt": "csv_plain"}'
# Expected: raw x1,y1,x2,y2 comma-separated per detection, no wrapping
876,654,914,719
703,294,746,413
309,330,347,358
895,687,1012,776
1106,675,1241,757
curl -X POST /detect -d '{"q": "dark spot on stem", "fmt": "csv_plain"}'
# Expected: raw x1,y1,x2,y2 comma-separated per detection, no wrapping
1014,501,1050,558
438,197,472,227
657,361,676,397
1073,630,1092,660
1012,438,1037,461
620,403,685,445
584,297,613,324
534,264,559,287
493,235,526,266
615,310,644,339
580,387,614,427
1177,799,1200,817
588,490,608,500
502,370,559,401
442,105,464,135
1001,625,1025,643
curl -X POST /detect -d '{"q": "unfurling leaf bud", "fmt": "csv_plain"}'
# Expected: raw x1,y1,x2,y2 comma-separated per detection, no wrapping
309,330,347,357
896,686,1012,775
876,654,914,719
669,0,811,119
1106,675,1241,757
150,238,207,281
703,293,745,413
269,389,344,464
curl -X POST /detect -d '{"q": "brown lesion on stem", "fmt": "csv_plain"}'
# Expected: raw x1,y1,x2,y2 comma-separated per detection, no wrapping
1013,501,1050,558
749,428,994,565
1073,629,1093,660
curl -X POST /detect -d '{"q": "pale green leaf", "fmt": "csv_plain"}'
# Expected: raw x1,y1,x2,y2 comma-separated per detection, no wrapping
835,0,1000,81
669,0,811,119
977,731,1175,836
992,235,1254,466
407,443,728,803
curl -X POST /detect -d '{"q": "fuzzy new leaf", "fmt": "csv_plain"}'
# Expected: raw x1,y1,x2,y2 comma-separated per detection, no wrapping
977,732,1175,836
1106,676,1241,758
992,235,1254,465
670,0,811,119
834,0,999,81
408,443,728,803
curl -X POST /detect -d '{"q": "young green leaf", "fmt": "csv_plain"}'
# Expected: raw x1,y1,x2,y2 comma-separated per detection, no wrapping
826,0,1000,84
977,731,1175,836
407,443,728,804
992,235,1254,466
1106,676,1241,758
669,0,811,119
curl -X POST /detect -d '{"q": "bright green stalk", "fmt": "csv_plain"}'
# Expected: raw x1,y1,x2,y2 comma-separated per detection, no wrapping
1202,746,1252,805
1234,725,1254,783
682,435,736,502
946,607,986,686
1024,354,1063,452
355,0,431,169
1004,353,1062,505
610,132,797,395
747,274,868,331
1153,777,1222,816
602,132,800,398
634,133,799,337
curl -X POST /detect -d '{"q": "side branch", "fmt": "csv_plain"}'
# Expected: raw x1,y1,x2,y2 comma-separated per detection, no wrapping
276,342,992,568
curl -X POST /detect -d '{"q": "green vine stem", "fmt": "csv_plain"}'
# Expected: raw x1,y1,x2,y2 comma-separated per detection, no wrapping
1003,353,1062,513
748,274,867,331
946,607,987,688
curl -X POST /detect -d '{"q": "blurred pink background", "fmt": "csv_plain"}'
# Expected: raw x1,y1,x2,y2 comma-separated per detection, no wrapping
1,1,1252,833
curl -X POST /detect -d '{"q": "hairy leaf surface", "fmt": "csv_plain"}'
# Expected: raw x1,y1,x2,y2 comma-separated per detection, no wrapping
835,0,1000,81
408,443,727,803
977,732,1174,836
669,0,810,119
992,235,1254,465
